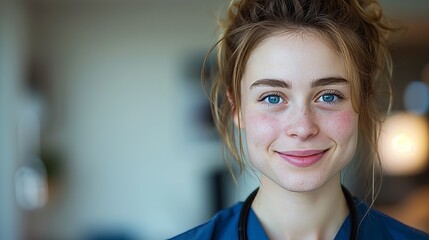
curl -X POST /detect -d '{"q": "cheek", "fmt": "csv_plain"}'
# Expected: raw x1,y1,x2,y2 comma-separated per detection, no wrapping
320,110,359,140
243,113,280,146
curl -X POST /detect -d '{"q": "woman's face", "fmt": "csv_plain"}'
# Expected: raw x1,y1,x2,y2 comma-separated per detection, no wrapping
235,33,359,192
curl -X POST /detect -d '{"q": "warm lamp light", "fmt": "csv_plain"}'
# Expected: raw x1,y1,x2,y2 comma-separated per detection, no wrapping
378,112,429,176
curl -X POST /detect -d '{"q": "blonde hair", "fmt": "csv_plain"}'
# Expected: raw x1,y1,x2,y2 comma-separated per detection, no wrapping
205,0,396,202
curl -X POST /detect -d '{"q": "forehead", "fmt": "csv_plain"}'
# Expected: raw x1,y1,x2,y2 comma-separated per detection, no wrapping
242,32,347,87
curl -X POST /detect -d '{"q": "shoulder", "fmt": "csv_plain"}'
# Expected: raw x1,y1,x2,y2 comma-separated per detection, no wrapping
169,202,243,240
356,201,429,240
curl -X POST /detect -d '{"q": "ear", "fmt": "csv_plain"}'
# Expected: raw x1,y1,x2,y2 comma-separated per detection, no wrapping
227,90,244,129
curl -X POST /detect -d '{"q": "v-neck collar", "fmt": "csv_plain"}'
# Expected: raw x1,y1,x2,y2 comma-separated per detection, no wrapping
247,207,353,240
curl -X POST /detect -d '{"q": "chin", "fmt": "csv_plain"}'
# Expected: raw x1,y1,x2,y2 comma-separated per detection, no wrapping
281,180,326,193
267,171,337,193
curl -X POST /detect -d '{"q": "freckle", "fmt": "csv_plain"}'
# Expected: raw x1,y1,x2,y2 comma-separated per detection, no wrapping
332,111,357,134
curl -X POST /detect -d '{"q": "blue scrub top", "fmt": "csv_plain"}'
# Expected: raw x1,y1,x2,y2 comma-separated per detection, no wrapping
170,198,429,240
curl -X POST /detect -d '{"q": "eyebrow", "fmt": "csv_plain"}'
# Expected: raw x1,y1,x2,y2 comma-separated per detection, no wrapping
250,79,291,89
310,77,348,88
250,77,348,89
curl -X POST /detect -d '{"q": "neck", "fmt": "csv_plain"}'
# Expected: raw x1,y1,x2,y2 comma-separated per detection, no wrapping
252,175,348,240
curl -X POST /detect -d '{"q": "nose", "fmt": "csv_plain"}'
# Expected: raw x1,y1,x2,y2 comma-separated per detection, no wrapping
286,106,319,140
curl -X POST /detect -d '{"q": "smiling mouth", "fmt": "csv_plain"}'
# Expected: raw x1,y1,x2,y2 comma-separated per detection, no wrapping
276,149,329,167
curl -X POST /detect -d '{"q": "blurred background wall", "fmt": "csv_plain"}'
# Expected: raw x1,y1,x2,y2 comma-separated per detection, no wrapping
1,1,28,240
0,0,428,239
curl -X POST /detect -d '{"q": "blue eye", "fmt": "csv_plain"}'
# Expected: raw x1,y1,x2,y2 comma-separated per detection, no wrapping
259,92,285,105
321,94,337,102
267,95,281,104
317,91,343,104
263,95,283,104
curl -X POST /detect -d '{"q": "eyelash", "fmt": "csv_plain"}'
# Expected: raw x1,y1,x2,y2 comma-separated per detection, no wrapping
258,92,285,105
257,90,345,105
317,90,344,104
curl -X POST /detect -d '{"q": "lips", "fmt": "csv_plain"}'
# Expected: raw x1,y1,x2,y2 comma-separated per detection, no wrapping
276,149,328,167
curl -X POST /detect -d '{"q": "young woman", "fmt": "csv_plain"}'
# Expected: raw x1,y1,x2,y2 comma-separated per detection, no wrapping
171,0,429,239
